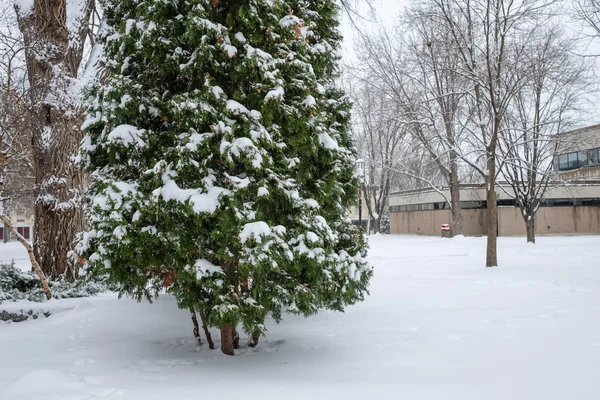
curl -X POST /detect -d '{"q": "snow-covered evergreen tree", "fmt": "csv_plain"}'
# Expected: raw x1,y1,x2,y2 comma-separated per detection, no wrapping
380,208,390,234
80,0,372,355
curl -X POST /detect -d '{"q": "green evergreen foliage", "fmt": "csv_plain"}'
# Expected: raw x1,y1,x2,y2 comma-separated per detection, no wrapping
0,262,108,304
380,209,390,234
80,0,372,347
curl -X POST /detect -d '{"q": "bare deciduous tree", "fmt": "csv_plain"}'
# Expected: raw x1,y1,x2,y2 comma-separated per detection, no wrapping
417,0,561,266
353,18,468,236
351,80,407,233
498,25,593,243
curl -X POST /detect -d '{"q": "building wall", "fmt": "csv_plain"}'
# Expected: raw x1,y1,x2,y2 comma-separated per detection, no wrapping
1,213,34,241
391,206,600,237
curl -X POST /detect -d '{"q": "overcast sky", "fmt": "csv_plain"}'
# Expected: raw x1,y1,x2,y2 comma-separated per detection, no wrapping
340,0,405,62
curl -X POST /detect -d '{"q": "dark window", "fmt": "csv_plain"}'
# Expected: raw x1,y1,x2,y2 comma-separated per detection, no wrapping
420,203,434,211
588,149,599,165
579,151,589,167
399,205,407,212
568,152,579,169
16,227,30,240
497,199,517,207
581,198,600,206
434,202,449,210
461,201,485,209
559,154,569,170
558,151,592,171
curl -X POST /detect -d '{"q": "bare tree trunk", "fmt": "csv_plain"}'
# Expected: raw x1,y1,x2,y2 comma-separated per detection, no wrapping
3,221,8,243
449,164,463,236
220,324,234,356
1,214,52,300
199,310,215,350
189,308,202,345
372,217,381,234
16,0,90,280
486,173,498,268
525,215,536,244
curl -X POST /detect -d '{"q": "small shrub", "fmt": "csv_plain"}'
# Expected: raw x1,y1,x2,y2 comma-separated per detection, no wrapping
0,261,110,304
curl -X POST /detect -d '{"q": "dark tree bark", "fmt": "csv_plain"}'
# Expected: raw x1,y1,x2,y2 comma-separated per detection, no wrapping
486,156,498,268
449,163,463,236
199,310,215,350
189,308,202,345
525,215,536,244
15,0,93,279
220,324,234,356
232,327,240,350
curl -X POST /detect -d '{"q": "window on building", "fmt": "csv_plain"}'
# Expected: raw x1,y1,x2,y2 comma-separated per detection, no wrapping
556,152,590,171
434,202,449,210
581,198,600,206
578,151,589,167
568,152,579,169
558,154,569,170
16,226,30,240
399,205,407,212
497,199,517,207
461,201,485,209
420,203,434,211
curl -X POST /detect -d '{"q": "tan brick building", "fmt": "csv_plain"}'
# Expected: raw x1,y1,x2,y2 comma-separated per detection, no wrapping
389,125,600,237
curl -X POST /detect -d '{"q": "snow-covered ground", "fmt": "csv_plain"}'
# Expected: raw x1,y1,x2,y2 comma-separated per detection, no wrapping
2,235,600,399
0,242,33,271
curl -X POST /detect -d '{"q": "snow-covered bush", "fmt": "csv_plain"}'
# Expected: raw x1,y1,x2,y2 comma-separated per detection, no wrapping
0,262,109,304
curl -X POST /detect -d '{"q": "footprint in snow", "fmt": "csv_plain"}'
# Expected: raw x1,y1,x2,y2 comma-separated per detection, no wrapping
74,358,97,367
66,346,88,352
536,314,554,319
85,387,126,399
68,334,85,340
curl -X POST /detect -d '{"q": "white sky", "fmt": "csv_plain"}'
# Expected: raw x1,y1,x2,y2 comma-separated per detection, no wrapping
340,0,405,63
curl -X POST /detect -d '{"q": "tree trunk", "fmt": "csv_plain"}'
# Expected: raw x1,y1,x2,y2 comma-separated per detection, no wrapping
525,215,536,244
220,324,234,356
449,165,463,236
372,217,381,234
16,0,90,280
232,326,240,350
189,308,202,345
1,214,52,300
199,310,215,350
486,175,498,267
249,329,260,348
3,221,8,243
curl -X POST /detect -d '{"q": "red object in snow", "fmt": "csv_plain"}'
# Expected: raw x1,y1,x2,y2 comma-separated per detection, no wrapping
441,224,451,231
